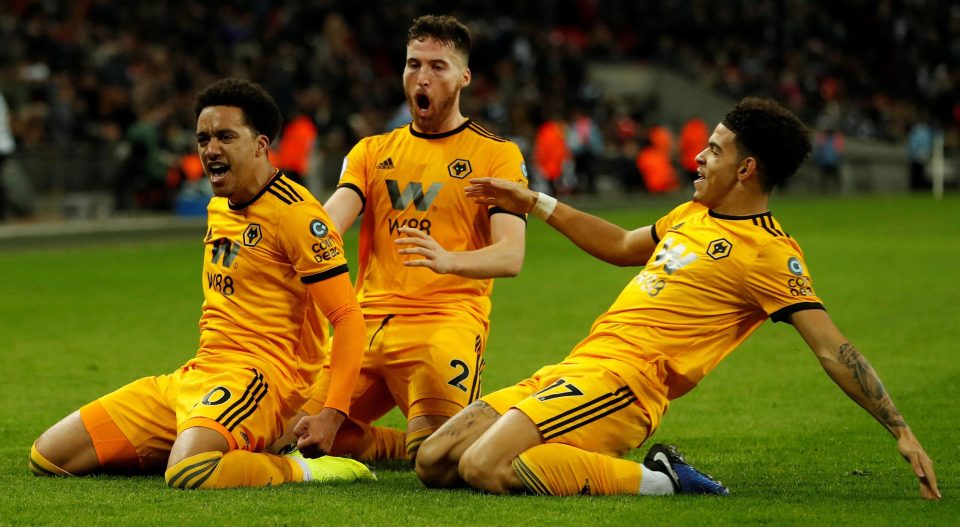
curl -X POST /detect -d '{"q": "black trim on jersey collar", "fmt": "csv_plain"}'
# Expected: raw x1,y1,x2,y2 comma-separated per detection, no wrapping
468,122,507,142
708,209,773,221
301,264,350,284
408,119,472,139
770,302,825,323
228,169,283,211
338,183,366,214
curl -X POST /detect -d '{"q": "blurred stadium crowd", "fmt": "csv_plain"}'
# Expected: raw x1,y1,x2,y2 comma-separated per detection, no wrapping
0,0,957,216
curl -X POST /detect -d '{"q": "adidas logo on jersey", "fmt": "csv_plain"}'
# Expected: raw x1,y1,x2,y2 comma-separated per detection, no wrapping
377,157,395,169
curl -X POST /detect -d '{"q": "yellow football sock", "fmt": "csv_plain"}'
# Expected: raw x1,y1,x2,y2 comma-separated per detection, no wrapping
512,443,641,496
366,426,407,461
405,426,439,461
329,425,407,462
165,450,300,489
29,442,72,477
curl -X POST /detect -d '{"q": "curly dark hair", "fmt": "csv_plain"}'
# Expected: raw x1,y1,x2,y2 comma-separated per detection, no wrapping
193,78,283,143
721,97,811,192
407,15,471,62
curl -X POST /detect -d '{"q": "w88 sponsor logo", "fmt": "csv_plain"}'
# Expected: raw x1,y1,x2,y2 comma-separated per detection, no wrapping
635,270,666,297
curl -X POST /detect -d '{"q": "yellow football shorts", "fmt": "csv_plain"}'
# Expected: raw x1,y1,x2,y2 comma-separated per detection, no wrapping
482,358,668,458
303,312,488,425
79,359,286,472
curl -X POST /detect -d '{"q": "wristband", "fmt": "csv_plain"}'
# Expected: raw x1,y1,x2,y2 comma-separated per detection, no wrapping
531,192,557,220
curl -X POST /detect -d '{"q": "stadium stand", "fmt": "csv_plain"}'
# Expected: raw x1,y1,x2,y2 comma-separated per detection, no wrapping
0,0,956,219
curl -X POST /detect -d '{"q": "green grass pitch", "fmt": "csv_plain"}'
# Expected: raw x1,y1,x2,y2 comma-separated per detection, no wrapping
1,194,957,525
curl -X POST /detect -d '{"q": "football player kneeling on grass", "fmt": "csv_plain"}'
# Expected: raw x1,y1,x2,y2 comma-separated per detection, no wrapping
30,78,375,489
415,98,940,500
268,14,528,466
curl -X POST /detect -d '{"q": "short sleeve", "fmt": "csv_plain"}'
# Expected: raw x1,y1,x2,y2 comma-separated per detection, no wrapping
489,141,528,187
486,141,529,218
277,201,349,283
337,137,372,203
652,201,704,243
745,238,825,322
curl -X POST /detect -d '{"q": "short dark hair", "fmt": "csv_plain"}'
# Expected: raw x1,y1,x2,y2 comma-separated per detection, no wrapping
721,97,811,191
193,78,283,143
407,15,471,62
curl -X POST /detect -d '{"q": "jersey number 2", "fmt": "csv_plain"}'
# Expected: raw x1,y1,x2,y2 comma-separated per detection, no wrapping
447,359,471,392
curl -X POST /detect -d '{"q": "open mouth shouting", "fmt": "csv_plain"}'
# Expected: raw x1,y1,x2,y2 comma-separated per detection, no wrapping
207,161,230,185
413,92,431,117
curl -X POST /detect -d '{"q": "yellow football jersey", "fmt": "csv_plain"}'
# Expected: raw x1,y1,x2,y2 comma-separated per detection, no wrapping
570,201,824,399
338,120,528,320
197,171,348,408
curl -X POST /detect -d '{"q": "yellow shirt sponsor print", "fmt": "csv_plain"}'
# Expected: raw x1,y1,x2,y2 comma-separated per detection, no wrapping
199,171,348,399
571,201,823,400
338,120,528,320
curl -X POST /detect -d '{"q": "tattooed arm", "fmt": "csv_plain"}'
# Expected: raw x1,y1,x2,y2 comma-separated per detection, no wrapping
789,308,941,500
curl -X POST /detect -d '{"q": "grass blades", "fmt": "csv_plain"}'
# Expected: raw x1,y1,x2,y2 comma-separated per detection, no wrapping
1,194,957,525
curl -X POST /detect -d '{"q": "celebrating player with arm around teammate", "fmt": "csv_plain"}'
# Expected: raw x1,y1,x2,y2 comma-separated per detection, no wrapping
29,79,375,489
415,98,940,500
270,15,528,463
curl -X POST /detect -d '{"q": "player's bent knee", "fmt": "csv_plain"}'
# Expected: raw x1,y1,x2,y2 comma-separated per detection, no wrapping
29,441,72,477
458,448,511,494
414,437,457,488
164,451,224,490
31,410,105,476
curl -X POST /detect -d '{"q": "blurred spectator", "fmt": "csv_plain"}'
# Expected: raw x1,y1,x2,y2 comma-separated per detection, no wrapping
274,113,318,184
648,125,673,160
907,119,933,191
170,152,211,217
617,139,643,193
115,102,172,211
273,89,321,185
812,127,845,193
566,106,603,193
678,117,709,183
532,117,570,196
0,92,14,219
168,152,205,188
612,109,643,193
636,136,680,194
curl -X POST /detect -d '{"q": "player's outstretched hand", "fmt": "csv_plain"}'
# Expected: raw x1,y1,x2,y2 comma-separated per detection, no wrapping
396,226,454,274
294,408,346,458
464,177,538,215
897,432,941,500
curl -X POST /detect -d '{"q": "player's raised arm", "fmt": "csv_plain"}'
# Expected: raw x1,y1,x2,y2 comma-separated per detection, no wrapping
465,177,656,267
789,308,941,500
